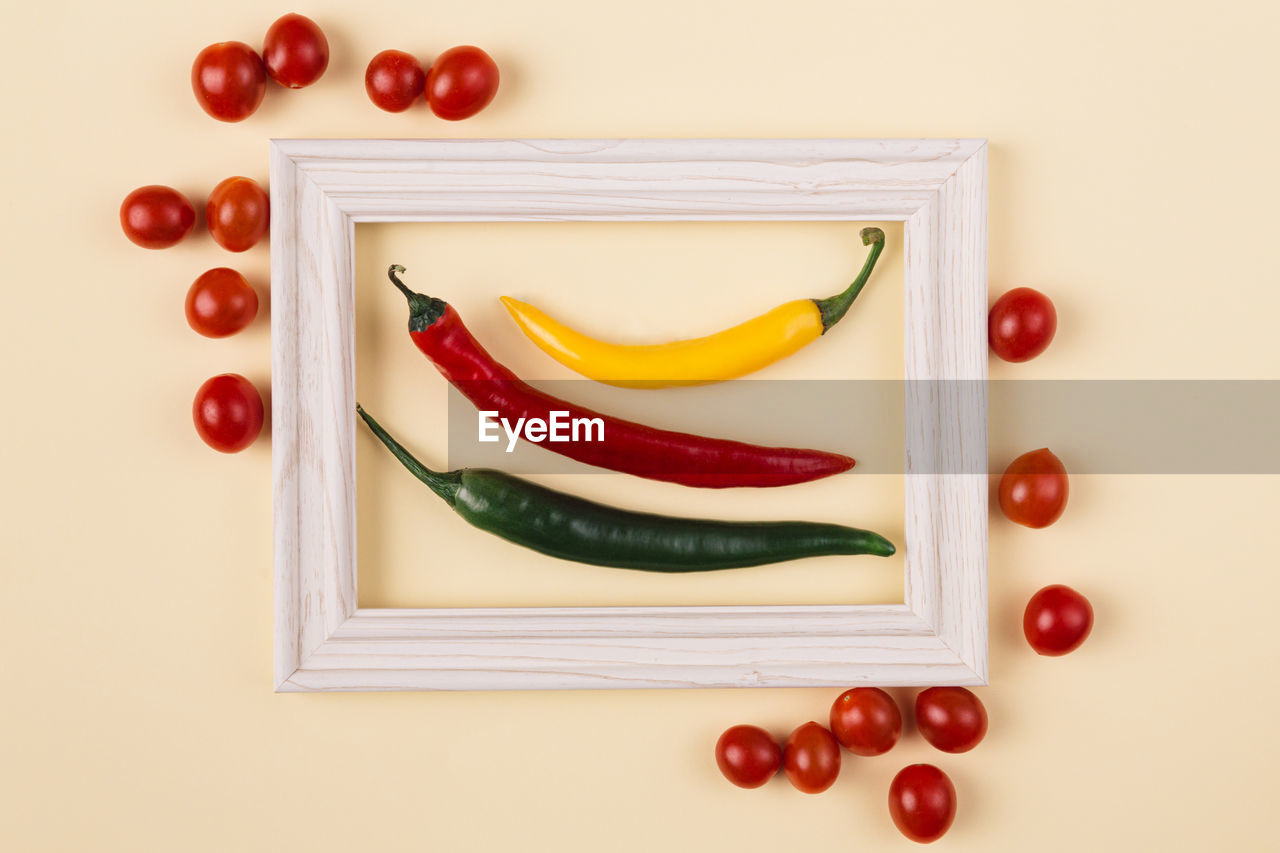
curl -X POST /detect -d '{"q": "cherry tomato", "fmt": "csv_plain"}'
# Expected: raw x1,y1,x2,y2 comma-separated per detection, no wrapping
989,287,1057,362
193,374,263,453
206,177,269,252
915,687,988,754
714,725,781,789
191,41,266,122
263,13,329,89
998,447,1069,528
365,50,426,112
1025,584,1094,656
185,268,259,338
426,45,499,120
119,185,195,249
888,764,956,843
829,687,901,756
782,722,841,794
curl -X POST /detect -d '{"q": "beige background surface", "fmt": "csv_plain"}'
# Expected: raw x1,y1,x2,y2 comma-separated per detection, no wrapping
354,220,906,608
2,1,1278,850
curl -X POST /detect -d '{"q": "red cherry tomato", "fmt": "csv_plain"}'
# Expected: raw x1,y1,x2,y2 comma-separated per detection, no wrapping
714,725,781,789
915,687,988,754
365,50,426,112
1025,585,1094,656
998,447,1069,528
263,13,329,89
206,177,269,252
191,41,266,122
888,764,956,843
782,722,841,794
193,374,264,453
829,687,901,756
185,268,259,338
426,45,499,120
119,185,195,249
989,287,1057,362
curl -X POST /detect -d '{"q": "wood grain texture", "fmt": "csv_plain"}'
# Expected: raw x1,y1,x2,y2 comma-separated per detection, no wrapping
271,138,988,691
903,143,989,682
274,138,978,220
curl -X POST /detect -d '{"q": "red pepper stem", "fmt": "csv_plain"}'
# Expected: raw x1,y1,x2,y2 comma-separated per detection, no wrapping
356,404,462,506
388,263,428,312
387,265,447,332
813,227,886,333
388,264,416,301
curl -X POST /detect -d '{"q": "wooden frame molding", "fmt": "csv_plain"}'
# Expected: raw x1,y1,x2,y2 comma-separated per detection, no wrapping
271,139,988,691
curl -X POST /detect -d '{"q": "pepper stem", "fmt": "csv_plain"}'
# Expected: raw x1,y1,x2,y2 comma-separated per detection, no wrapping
357,404,462,506
812,227,886,333
387,264,416,302
387,264,447,332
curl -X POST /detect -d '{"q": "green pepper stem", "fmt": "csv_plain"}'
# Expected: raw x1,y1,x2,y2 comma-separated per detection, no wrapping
357,404,462,506
812,227,886,332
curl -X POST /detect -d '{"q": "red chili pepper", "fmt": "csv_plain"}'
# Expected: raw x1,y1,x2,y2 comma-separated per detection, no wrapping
387,266,854,488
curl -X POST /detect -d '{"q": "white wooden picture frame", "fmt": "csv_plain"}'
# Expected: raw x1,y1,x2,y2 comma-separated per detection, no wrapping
271,138,988,692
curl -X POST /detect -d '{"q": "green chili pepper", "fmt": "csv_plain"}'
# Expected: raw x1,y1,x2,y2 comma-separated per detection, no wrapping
358,405,895,572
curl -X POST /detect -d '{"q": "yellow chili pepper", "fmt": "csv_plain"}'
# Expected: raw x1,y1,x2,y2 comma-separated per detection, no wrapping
501,227,885,389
